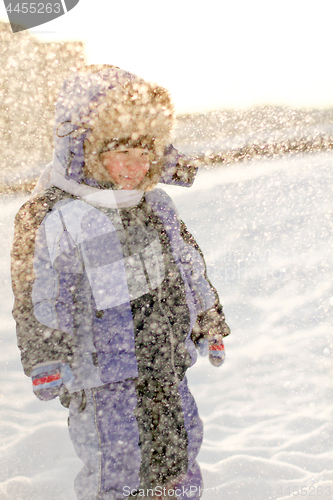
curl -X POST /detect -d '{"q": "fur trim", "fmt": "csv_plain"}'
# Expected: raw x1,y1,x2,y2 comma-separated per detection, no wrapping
77,66,174,190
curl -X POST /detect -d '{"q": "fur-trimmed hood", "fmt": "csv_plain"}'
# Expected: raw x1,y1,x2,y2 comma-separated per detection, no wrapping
54,65,174,191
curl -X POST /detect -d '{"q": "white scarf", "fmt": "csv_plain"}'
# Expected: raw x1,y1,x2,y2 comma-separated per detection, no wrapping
31,152,144,209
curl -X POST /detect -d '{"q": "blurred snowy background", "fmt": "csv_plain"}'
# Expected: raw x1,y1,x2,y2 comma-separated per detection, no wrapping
2,20,333,193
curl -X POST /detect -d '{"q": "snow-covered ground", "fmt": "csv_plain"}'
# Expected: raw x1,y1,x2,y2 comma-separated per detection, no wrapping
1,151,333,500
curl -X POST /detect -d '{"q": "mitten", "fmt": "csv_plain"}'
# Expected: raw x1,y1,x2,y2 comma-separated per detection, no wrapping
196,334,226,366
192,304,230,367
31,361,74,401
208,333,225,367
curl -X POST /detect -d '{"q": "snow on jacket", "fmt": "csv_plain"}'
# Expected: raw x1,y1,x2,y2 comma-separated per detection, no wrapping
11,65,228,389
12,184,218,390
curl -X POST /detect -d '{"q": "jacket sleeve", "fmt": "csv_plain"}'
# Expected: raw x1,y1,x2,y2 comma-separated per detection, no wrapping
11,193,75,377
179,220,231,345
159,144,198,187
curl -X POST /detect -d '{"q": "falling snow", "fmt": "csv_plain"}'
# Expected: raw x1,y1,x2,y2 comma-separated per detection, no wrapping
1,150,333,499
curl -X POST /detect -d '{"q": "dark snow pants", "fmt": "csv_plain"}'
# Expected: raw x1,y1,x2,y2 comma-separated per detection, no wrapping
68,376,203,500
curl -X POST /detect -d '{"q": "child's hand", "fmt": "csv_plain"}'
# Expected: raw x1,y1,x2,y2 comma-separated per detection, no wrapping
192,303,230,367
196,334,226,367
31,361,74,401
208,333,225,367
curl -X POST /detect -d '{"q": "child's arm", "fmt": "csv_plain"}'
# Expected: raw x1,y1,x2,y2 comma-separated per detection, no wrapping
11,193,75,380
180,220,230,367
159,144,198,187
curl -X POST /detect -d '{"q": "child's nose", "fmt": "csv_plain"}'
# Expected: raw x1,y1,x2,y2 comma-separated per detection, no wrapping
125,158,147,171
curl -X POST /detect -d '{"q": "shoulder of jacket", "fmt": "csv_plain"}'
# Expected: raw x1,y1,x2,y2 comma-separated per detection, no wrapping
14,187,73,229
145,187,177,211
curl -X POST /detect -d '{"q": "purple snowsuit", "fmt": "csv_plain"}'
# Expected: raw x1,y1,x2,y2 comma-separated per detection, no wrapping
11,66,228,500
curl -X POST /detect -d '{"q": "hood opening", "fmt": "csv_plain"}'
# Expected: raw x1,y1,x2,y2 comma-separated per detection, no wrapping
54,65,174,191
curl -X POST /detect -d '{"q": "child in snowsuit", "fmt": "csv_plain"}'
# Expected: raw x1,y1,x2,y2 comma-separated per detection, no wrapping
11,65,230,500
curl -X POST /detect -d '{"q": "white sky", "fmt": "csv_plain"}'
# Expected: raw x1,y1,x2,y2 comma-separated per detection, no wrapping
1,0,333,114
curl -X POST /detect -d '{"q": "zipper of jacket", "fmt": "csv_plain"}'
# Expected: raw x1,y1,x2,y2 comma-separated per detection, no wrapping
154,255,179,387
122,207,180,386
157,293,179,387
138,251,179,387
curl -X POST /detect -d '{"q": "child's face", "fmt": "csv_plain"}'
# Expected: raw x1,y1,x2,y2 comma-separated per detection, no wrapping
100,148,150,190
